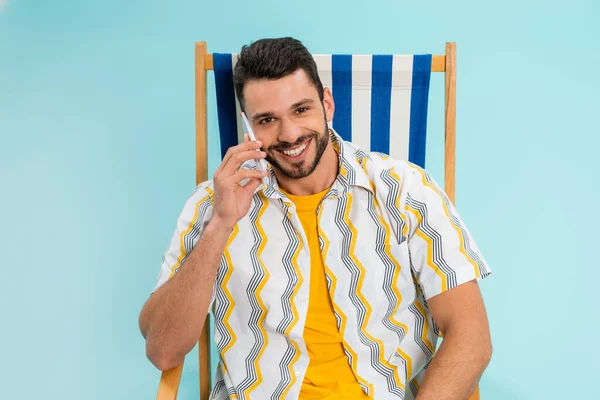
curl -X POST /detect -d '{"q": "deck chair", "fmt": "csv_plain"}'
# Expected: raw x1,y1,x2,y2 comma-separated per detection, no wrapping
156,41,480,400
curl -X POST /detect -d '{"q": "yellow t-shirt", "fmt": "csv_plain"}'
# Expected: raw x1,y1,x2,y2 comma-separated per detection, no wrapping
283,187,370,400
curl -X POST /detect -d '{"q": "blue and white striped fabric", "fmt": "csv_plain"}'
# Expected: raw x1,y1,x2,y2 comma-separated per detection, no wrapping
213,53,432,168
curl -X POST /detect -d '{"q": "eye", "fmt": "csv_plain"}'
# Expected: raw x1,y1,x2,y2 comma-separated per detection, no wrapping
296,107,309,114
259,117,274,125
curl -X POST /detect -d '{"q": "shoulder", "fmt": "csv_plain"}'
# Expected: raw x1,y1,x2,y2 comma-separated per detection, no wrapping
190,179,215,200
177,179,216,223
368,153,423,179
342,140,426,190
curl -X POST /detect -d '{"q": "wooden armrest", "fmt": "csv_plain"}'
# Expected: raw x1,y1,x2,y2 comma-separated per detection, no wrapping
156,363,184,400
468,385,480,400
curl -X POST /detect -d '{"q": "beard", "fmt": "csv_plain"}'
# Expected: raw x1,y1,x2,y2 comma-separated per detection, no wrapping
265,118,330,180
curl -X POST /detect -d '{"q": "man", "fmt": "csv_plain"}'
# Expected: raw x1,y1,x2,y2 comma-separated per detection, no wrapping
139,37,492,400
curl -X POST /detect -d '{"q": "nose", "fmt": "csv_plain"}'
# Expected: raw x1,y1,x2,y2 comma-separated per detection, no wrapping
276,116,303,145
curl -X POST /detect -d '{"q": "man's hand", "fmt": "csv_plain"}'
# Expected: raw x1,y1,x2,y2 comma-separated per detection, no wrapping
211,134,267,230
139,136,268,371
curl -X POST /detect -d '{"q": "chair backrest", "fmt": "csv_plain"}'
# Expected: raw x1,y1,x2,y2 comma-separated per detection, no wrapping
155,41,467,400
212,53,432,169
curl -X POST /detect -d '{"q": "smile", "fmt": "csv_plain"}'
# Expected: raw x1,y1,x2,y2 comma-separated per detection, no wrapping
279,139,310,159
282,142,308,157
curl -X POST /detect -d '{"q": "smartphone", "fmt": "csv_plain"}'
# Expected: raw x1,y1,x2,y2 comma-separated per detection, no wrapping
240,112,269,187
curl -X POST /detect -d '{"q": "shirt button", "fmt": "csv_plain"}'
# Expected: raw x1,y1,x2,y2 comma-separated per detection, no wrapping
295,370,303,378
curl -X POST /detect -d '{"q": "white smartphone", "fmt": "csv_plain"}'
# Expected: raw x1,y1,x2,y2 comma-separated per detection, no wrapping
240,112,269,187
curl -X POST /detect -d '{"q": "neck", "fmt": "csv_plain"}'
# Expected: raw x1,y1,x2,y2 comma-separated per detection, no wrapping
275,140,339,196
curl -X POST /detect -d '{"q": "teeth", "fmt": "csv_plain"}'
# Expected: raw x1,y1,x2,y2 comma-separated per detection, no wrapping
283,142,307,157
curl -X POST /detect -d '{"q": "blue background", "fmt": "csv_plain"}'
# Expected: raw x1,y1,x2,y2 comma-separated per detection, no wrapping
1,0,598,398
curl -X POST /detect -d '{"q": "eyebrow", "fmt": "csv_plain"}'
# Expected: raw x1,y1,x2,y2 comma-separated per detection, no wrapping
251,98,315,121
251,111,276,121
290,98,315,109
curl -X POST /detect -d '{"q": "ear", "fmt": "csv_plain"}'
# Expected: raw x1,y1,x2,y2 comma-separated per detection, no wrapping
322,87,335,125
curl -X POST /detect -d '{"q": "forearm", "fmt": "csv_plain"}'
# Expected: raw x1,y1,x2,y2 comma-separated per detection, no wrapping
416,332,492,400
139,220,232,370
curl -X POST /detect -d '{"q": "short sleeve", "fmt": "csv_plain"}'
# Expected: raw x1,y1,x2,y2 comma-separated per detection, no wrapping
403,164,491,300
153,183,215,294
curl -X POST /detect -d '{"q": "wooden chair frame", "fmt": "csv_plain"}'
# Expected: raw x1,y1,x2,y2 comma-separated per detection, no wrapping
155,41,475,400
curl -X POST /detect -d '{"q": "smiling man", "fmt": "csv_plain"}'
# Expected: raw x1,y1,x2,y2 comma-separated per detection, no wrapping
139,37,493,400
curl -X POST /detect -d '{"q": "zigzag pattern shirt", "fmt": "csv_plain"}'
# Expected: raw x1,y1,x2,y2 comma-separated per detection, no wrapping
153,131,491,400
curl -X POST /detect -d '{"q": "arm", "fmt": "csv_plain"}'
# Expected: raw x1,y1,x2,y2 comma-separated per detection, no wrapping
400,163,493,399
139,220,233,371
416,280,492,399
139,137,267,371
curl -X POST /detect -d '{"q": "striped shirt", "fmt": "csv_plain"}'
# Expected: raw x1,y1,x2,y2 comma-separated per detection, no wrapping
154,130,491,399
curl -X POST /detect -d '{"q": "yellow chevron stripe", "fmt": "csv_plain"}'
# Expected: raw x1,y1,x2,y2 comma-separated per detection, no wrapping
280,232,305,398
389,169,409,239
362,170,407,327
243,195,271,397
344,343,375,397
221,224,239,361
169,192,211,279
354,165,414,385
317,207,373,394
340,162,349,179
413,301,434,353
414,166,481,279
205,186,214,199
366,177,414,388
395,347,414,382
344,192,405,392
404,202,448,292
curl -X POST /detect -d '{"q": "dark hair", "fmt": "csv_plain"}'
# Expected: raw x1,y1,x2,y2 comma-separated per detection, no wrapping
233,37,324,110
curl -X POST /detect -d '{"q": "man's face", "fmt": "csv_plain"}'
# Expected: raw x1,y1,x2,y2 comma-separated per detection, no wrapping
242,69,334,179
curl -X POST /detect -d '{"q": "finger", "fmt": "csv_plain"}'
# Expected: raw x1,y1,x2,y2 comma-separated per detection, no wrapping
243,134,249,143
215,141,263,176
221,149,267,177
241,177,263,194
229,168,266,185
